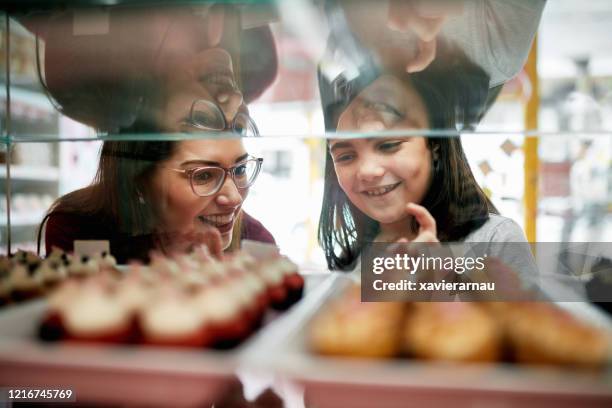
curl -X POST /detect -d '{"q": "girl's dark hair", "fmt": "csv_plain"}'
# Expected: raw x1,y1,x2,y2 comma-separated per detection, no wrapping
318,40,499,271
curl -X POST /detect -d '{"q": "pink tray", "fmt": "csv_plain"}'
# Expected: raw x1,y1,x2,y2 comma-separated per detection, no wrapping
246,275,612,408
0,301,237,406
0,272,333,407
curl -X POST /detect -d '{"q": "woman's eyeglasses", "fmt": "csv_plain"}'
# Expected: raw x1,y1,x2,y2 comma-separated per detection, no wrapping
170,157,263,197
187,99,259,137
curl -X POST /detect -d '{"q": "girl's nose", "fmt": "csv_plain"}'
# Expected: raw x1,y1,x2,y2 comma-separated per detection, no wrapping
356,157,385,182
215,174,244,207
216,88,244,126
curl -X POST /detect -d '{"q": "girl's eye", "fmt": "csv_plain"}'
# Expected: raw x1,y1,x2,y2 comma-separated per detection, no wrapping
378,141,403,152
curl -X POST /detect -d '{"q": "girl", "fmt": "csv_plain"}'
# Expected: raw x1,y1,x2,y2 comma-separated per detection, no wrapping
318,43,536,278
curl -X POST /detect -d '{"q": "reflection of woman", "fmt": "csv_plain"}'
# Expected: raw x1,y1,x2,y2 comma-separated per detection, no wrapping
37,14,278,262
318,45,536,276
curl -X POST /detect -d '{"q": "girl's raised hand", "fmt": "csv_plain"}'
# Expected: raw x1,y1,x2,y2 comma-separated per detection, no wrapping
403,202,439,243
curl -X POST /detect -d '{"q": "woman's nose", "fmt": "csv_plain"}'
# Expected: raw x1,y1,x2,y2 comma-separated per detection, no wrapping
215,88,244,125
215,174,244,206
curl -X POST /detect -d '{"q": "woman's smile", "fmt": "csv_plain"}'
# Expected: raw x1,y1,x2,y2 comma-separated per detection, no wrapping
197,210,239,234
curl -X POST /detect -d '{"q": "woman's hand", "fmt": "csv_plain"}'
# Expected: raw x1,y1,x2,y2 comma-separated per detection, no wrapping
156,226,224,259
387,0,465,73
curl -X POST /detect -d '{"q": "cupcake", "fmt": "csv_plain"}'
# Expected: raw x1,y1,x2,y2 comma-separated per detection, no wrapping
192,284,250,348
61,280,134,343
96,251,118,270
114,272,153,315
67,255,99,278
274,256,304,309
225,274,260,328
227,254,269,318
0,256,11,305
257,261,287,310
10,260,44,301
39,280,82,341
37,259,68,289
138,288,209,347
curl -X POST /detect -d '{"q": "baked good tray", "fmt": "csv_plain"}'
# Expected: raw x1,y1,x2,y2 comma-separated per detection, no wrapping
0,271,333,407
245,275,612,408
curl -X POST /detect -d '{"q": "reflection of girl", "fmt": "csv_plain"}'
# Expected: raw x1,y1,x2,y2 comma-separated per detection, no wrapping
42,45,276,263
318,45,535,275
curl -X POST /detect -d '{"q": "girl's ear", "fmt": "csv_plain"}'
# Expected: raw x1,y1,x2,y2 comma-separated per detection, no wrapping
431,142,440,161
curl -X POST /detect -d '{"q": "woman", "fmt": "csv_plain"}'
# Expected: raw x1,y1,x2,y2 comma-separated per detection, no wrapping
41,35,276,262
318,42,536,279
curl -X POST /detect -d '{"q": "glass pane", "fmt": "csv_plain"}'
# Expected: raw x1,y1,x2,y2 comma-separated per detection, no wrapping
1,3,612,402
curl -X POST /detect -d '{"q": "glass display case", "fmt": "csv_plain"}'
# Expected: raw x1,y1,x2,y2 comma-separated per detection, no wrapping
0,1,611,407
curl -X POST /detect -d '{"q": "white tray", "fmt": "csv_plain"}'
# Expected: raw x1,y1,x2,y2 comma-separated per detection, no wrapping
0,272,333,407
246,275,612,408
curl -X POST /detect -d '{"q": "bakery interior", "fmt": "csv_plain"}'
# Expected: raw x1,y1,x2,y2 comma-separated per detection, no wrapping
0,0,611,407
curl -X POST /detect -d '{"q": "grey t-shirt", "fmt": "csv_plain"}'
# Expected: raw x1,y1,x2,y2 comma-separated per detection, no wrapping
350,214,538,283
443,0,547,87
462,213,538,279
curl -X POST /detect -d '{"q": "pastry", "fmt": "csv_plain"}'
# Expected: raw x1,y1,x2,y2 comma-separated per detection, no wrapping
309,285,405,358
503,302,608,367
402,302,501,362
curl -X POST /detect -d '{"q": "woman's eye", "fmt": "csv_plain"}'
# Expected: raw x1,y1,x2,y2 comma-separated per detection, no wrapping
192,170,215,185
234,164,247,177
333,153,354,163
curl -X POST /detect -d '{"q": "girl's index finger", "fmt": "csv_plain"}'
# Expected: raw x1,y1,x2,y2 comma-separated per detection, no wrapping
406,202,436,235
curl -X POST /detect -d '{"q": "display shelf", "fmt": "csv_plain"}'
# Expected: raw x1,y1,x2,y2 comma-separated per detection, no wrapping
0,165,58,181
0,87,56,114
0,211,45,227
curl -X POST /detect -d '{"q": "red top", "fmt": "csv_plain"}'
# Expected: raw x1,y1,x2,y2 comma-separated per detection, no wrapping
44,210,275,263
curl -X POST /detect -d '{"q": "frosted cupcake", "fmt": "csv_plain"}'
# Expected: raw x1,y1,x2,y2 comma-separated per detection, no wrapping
61,280,134,343
257,260,288,310
10,260,44,301
192,284,250,348
38,259,68,289
67,255,99,278
138,288,209,347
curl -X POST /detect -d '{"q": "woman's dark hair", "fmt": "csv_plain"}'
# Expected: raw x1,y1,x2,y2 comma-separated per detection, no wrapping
318,40,499,271
39,111,180,253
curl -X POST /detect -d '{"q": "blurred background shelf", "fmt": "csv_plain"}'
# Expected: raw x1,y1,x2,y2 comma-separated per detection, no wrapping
0,165,59,181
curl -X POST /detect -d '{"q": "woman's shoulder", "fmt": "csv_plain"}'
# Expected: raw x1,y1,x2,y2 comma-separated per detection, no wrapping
240,211,276,245
44,210,110,253
464,213,528,243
